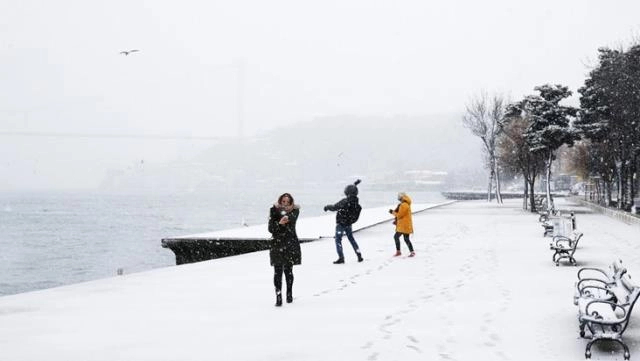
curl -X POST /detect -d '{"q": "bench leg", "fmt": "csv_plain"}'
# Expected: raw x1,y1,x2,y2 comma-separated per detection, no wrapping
585,339,595,359
552,251,574,266
611,339,630,360
618,340,631,360
585,338,630,360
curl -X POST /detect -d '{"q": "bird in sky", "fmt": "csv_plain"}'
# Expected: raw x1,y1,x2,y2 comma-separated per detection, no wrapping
119,49,139,56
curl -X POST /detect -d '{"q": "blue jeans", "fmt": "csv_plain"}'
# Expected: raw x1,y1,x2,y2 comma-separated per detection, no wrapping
334,224,360,259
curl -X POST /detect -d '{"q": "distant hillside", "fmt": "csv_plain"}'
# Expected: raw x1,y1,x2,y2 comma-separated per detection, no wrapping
101,113,485,192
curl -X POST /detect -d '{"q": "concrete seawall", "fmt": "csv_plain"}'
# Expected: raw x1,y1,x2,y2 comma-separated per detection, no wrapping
161,202,455,264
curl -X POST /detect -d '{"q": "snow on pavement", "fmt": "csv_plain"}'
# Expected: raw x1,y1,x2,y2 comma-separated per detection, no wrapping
1,197,639,361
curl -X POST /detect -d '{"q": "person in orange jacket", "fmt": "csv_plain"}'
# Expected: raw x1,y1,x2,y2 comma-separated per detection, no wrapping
389,192,415,257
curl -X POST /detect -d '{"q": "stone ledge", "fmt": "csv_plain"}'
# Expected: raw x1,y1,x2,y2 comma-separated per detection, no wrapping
571,197,640,227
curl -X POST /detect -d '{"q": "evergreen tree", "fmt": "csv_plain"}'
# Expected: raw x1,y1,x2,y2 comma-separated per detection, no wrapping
509,84,578,210
577,46,640,209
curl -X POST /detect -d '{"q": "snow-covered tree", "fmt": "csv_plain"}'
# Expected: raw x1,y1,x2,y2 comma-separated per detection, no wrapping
498,112,546,211
509,84,578,210
462,91,505,203
576,45,640,209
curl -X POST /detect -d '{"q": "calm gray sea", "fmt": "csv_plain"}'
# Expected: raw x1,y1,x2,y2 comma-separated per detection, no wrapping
0,187,445,296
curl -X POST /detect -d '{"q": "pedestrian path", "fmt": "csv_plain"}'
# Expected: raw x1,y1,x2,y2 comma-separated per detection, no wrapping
1,197,640,361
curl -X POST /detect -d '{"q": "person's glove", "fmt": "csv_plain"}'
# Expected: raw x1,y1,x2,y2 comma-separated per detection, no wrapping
323,205,330,212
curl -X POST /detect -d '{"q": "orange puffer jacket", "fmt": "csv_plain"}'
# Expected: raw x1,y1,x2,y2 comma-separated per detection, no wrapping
392,193,413,234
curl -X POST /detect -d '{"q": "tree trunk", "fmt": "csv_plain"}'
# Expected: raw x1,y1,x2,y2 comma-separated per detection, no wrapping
616,162,623,209
523,177,529,210
487,169,494,202
624,164,633,210
545,152,554,212
631,167,636,205
494,156,503,204
631,163,637,210
528,179,537,212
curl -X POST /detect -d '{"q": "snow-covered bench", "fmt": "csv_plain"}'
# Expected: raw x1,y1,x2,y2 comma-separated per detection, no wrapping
541,212,576,237
577,271,640,360
549,230,582,266
538,207,556,223
574,260,626,305
535,194,548,210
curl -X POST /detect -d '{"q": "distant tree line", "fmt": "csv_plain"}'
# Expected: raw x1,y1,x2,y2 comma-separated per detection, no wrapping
463,41,640,212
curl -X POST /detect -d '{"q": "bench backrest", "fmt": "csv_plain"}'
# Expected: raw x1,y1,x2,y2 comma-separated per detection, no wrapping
576,259,624,281
576,266,627,294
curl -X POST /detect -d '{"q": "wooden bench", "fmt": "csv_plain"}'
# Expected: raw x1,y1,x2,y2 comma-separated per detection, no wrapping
538,208,558,223
574,260,626,305
534,194,548,211
549,230,583,266
535,195,556,218
541,217,554,236
576,271,640,360
538,205,556,223
541,212,576,237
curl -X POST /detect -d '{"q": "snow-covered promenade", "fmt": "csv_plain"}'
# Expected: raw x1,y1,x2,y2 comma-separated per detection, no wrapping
2,198,640,361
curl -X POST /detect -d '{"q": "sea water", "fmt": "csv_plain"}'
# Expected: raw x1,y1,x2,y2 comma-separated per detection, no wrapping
0,187,445,296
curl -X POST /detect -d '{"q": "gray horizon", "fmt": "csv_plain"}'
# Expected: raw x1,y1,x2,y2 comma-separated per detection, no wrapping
1,0,639,191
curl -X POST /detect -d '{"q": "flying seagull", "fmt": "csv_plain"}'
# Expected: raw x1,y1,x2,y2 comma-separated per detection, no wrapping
119,49,139,56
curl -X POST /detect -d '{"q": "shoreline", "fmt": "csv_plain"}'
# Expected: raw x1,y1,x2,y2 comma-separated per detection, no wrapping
2,198,640,360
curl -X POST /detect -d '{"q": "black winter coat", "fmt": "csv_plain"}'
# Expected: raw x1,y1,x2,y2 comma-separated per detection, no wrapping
268,205,302,266
325,194,359,226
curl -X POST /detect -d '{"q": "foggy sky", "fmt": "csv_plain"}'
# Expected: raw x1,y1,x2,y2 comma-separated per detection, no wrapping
1,0,640,190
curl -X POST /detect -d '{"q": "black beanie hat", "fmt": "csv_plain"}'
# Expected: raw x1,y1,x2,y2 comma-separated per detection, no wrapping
344,179,361,196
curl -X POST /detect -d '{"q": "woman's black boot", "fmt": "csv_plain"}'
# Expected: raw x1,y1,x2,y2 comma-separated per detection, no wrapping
275,290,283,307
285,269,294,303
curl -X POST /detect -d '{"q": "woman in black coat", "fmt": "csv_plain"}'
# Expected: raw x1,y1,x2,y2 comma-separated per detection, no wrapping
268,193,302,306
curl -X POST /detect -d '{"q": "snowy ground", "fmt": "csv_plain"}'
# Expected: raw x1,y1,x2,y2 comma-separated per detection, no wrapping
1,198,640,361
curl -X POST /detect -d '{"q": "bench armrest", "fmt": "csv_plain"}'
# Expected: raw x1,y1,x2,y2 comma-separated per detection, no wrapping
552,235,571,242
582,300,627,324
551,239,573,249
580,314,625,325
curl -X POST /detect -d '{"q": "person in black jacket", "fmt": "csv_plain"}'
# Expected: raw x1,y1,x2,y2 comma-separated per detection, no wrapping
268,193,302,306
323,180,363,264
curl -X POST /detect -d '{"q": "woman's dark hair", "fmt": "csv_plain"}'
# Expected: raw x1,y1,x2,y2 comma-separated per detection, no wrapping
278,193,294,205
